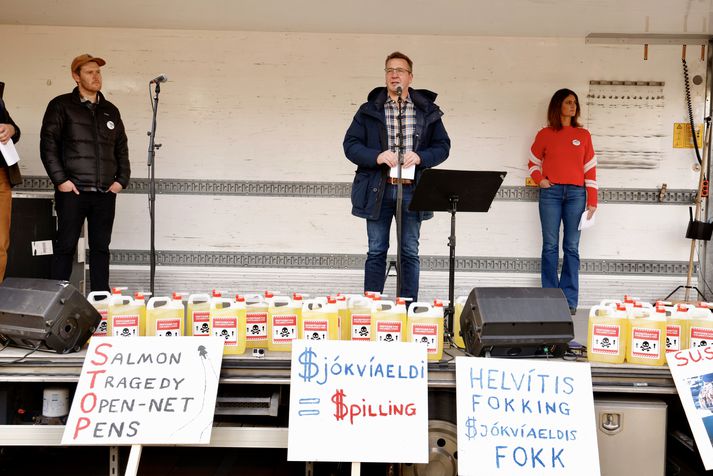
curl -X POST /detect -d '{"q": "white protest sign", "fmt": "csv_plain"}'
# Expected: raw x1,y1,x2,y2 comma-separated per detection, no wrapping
287,340,428,463
667,346,713,470
456,357,600,476
62,337,224,445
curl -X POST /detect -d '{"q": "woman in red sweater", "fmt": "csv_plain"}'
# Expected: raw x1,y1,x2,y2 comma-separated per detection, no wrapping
528,88,597,313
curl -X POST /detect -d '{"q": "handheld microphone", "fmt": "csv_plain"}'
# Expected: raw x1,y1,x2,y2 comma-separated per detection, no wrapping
396,85,402,96
149,74,168,84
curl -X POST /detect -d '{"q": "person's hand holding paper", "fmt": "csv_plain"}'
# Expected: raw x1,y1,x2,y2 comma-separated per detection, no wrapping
578,206,597,230
0,123,20,166
0,124,15,144
389,152,420,179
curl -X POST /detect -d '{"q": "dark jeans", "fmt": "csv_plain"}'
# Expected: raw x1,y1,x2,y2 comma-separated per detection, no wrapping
538,184,586,309
365,183,422,302
52,190,117,291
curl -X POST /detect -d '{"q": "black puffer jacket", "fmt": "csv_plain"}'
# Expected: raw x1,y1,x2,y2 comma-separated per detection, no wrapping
40,87,130,191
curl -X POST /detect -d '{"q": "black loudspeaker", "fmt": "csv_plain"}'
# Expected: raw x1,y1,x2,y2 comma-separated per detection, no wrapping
6,197,55,280
0,278,101,353
460,287,574,358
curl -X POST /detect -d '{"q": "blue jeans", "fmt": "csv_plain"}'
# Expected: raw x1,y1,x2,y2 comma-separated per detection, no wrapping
365,184,422,302
538,184,586,309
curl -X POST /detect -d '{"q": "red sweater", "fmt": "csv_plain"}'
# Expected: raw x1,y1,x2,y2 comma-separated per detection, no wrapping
529,126,598,207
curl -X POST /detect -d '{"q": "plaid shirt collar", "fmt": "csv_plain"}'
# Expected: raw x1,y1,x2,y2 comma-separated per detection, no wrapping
384,93,416,153
385,93,412,107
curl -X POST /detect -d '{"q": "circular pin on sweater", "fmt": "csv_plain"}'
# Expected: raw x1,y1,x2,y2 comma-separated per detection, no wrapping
572,139,581,146
106,120,115,130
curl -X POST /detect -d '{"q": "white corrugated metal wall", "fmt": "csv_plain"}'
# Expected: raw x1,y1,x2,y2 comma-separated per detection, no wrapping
1,25,706,303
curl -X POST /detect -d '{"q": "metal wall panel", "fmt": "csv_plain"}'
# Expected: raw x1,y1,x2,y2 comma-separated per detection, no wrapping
1,25,705,299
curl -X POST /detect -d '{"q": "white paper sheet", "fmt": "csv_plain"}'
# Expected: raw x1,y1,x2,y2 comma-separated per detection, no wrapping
389,165,415,180
0,139,20,166
578,210,596,230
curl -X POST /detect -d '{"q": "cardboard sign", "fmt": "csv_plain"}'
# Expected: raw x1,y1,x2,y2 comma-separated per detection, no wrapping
456,357,600,476
62,337,224,445
667,346,713,470
287,340,428,463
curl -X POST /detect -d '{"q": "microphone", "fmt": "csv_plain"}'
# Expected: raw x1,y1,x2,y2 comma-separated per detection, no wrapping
149,74,168,84
396,85,402,96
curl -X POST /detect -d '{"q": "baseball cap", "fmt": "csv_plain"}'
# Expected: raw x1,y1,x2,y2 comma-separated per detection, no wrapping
71,54,106,73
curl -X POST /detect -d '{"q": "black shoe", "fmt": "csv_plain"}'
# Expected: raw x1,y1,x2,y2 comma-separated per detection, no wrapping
569,307,577,315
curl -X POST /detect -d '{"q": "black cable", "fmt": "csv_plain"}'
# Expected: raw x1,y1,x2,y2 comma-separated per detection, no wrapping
563,345,586,361
439,349,456,363
445,334,465,351
0,343,42,366
445,339,475,358
683,58,703,167
695,246,713,301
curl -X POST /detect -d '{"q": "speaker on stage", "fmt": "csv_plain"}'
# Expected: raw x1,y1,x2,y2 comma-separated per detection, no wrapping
460,287,574,357
0,278,101,354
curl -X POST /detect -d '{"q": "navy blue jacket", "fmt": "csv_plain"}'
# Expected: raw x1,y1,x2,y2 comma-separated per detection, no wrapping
343,87,450,220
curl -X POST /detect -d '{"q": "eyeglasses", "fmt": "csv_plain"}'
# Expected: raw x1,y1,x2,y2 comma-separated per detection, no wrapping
384,68,411,75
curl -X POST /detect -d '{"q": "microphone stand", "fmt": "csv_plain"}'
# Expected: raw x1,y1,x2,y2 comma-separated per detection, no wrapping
395,90,405,298
446,195,458,341
147,82,162,295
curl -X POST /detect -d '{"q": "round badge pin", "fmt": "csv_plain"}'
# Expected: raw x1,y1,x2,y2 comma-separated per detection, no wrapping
106,121,115,130
572,139,581,146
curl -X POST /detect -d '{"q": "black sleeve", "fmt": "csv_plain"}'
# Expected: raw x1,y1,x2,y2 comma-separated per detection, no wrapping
40,99,69,185
113,109,130,188
0,98,20,144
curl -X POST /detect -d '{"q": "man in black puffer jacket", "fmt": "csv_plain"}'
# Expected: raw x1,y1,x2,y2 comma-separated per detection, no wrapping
40,54,130,291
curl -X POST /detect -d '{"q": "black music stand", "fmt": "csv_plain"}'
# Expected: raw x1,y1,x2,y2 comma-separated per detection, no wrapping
409,169,506,343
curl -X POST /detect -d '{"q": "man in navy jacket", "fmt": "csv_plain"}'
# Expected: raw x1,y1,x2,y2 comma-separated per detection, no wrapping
343,51,450,302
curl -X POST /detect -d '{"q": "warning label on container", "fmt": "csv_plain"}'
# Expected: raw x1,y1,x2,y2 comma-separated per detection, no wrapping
631,327,661,359
303,319,328,341
666,324,682,353
590,324,620,355
272,314,297,344
376,320,402,343
94,310,109,337
112,315,139,337
690,326,713,348
192,311,210,336
156,318,181,337
246,312,268,341
410,323,438,353
212,317,237,346
351,314,371,341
